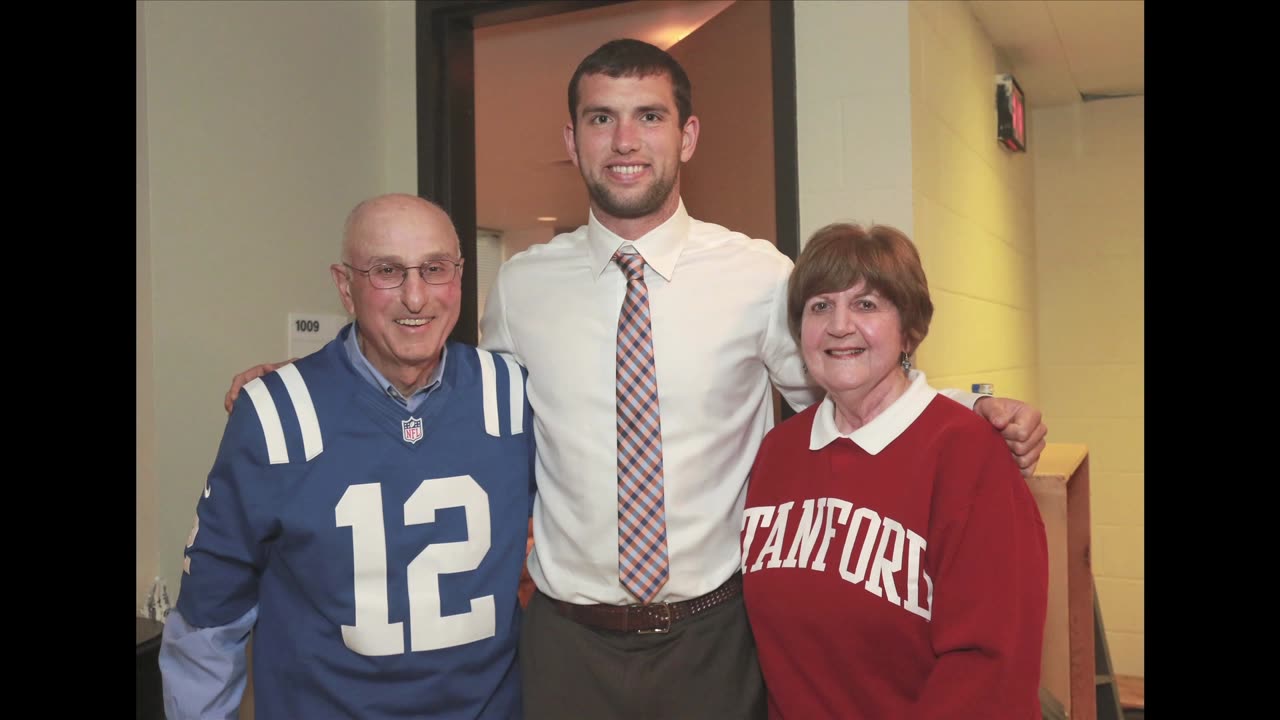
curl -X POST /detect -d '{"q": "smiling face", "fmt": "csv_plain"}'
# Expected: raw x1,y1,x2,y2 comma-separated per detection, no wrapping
330,195,462,395
800,280,909,404
787,223,935,429
563,71,699,238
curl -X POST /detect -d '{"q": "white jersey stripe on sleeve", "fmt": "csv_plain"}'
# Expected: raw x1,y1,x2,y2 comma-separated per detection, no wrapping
277,364,324,460
500,353,525,435
243,377,289,464
477,348,500,437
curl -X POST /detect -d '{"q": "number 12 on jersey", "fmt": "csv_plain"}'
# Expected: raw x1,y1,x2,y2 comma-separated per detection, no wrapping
335,476,495,656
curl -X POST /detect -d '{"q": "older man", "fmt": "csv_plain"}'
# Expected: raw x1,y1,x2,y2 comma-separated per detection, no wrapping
160,194,534,719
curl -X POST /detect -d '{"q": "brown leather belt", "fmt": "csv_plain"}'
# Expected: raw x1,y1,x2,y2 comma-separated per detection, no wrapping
544,573,742,634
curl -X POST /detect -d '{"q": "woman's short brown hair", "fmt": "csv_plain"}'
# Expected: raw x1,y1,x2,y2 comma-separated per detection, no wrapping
786,223,934,354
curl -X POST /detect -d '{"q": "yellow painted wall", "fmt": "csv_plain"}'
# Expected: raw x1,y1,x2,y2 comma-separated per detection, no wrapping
1033,97,1145,677
907,1,1039,406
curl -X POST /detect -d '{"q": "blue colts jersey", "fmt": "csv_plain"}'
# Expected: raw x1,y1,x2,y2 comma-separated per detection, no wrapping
176,329,535,719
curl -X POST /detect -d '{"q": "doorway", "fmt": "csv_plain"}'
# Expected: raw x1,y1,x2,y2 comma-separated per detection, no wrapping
415,0,799,346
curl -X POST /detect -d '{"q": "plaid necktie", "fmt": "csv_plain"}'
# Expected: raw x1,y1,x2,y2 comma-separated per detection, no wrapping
614,250,669,604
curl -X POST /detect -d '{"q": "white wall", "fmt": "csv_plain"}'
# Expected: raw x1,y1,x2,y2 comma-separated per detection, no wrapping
136,0,417,609
794,0,914,244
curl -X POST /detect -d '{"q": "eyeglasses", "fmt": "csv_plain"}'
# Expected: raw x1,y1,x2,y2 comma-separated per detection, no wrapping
343,259,464,289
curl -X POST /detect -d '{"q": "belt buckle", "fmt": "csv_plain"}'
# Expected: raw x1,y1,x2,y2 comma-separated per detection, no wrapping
635,602,672,634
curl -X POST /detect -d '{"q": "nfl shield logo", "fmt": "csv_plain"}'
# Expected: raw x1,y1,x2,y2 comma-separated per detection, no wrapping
401,417,424,444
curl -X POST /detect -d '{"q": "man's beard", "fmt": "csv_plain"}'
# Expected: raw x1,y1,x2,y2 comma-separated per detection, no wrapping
584,170,677,219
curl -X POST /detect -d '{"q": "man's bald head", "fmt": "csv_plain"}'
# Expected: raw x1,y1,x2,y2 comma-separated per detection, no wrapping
341,194,460,265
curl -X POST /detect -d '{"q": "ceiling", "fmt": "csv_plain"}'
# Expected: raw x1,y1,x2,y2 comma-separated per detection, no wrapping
968,0,1144,107
473,0,1145,234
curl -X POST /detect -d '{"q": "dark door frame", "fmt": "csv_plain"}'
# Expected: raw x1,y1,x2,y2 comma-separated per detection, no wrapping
416,0,799,346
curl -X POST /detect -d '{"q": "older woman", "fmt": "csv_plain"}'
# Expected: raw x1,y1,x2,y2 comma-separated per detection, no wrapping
741,223,1048,719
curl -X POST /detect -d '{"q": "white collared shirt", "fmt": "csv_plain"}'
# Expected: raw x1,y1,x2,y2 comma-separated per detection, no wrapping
480,200,819,604
480,200,981,605
810,370,938,453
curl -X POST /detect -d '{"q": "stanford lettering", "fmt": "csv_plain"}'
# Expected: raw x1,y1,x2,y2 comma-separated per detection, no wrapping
741,497,932,620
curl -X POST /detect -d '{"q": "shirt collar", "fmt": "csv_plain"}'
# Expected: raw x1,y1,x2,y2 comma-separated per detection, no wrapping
343,321,447,405
586,198,689,282
809,370,938,454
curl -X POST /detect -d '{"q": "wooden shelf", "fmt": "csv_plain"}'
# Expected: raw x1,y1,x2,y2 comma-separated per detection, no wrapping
1027,443,1094,720
1116,674,1144,710
1035,443,1088,480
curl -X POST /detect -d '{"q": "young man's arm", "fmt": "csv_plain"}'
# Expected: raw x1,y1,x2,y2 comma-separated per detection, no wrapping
938,390,1048,477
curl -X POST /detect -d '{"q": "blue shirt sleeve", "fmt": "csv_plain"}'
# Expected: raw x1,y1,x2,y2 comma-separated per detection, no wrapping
159,604,258,720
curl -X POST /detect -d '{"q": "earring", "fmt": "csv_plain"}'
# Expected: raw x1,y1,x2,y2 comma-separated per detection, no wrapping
900,351,911,373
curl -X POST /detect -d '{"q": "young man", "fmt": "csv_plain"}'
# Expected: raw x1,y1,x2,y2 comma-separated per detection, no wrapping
162,195,535,718
480,40,1047,719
